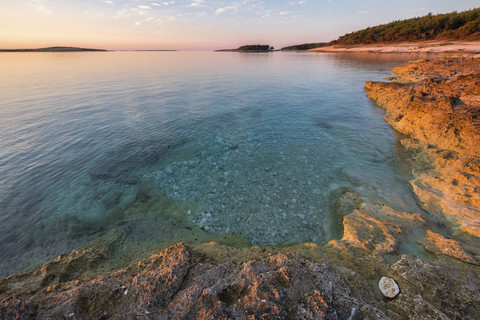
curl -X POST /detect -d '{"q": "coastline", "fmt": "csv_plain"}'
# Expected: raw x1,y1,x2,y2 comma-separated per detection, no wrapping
308,40,480,54
365,55,480,239
1,54,480,319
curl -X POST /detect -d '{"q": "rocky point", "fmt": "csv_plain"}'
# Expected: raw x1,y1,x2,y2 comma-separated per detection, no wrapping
365,56,480,239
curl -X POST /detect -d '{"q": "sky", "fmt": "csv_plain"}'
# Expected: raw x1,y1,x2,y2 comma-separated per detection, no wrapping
1,0,479,50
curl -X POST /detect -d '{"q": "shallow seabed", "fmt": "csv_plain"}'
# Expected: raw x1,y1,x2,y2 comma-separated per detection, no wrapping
0,51,427,276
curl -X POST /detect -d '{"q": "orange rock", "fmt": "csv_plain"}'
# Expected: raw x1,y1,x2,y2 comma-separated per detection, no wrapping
365,56,480,238
332,195,425,254
421,230,478,264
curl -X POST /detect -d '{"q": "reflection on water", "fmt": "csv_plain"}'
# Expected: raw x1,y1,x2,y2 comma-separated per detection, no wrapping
0,51,424,276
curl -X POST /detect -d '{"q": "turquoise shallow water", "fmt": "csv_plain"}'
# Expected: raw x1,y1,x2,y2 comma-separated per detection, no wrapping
0,51,424,276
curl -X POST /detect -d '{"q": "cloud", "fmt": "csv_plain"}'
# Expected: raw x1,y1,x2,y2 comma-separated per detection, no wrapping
188,0,205,8
156,16,177,24
36,5,53,14
279,11,288,15
138,5,151,9
28,0,54,14
102,0,113,4
134,16,156,26
215,8,226,15
113,8,128,19
214,2,247,16
135,15,177,26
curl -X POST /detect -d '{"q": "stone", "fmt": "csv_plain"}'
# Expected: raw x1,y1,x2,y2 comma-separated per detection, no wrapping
378,277,400,298
329,193,425,254
389,255,480,319
365,56,480,238
421,230,478,264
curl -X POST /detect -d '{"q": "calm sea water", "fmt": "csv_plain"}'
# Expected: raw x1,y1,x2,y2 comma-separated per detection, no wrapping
0,51,424,276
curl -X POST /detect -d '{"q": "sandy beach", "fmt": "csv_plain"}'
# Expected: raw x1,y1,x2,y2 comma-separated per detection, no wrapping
308,40,480,54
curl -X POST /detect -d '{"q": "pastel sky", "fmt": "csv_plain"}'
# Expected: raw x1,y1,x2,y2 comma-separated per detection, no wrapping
1,0,478,50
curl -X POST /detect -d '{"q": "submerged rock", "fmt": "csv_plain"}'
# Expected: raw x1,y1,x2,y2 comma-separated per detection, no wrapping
328,191,425,254
378,277,400,298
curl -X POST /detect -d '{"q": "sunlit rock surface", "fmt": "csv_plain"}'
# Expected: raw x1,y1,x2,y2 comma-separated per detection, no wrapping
328,190,425,255
2,242,480,319
0,243,387,319
365,56,480,238
420,230,478,264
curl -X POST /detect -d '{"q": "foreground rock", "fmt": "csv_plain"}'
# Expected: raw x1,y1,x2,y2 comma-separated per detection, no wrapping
365,56,480,239
0,243,383,319
1,242,479,319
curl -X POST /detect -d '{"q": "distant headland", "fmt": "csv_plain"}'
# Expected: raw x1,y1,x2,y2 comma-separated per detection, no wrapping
215,8,480,53
0,46,107,52
282,7,480,51
216,44,275,52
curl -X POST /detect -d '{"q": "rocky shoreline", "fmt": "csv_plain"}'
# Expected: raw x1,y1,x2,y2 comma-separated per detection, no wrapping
2,56,480,319
365,55,480,239
1,239,479,319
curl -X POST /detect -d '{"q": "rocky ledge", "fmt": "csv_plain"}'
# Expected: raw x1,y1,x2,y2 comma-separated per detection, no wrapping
1,240,479,320
365,56,480,239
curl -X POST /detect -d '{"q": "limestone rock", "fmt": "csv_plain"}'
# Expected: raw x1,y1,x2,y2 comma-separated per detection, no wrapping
330,195,425,254
365,56,480,238
2,242,480,319
0,243,388,319
378,276,399,298
389,255,480,320
0,246,108,296
421,230,478,264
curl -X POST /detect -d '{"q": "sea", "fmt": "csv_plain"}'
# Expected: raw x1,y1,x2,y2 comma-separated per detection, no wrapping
0,51,428,277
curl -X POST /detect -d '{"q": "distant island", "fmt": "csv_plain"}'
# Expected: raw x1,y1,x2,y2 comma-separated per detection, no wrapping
216,44,275,52
282,7,480,50
281,43,328,51
0,46,107,52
